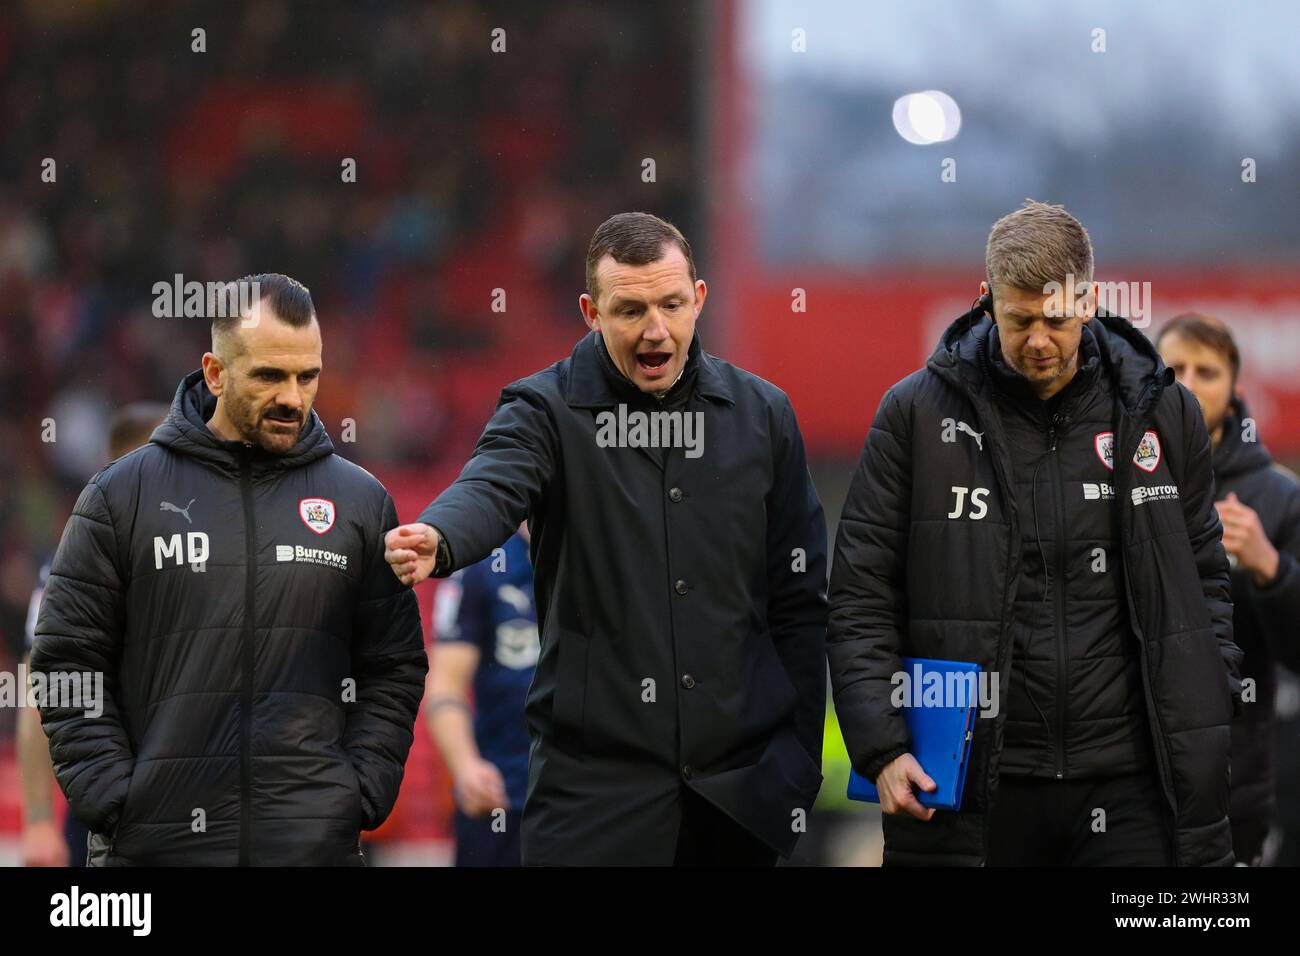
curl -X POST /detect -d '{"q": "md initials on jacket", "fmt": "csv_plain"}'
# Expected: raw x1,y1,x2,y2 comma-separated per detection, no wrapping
153,532,209,571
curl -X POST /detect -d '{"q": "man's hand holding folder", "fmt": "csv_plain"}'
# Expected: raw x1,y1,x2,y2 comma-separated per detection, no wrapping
877,753,938,821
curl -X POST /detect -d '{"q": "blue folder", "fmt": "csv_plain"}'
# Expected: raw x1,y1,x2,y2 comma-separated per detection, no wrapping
846,656,980,811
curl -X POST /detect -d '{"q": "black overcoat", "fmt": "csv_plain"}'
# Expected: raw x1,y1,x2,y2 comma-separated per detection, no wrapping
420,331,828,863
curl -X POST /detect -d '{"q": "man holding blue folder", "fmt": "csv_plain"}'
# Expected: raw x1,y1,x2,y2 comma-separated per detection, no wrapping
828,201,1242,866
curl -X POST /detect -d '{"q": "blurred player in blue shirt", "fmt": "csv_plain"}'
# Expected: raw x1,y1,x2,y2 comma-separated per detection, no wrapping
427,526,538,866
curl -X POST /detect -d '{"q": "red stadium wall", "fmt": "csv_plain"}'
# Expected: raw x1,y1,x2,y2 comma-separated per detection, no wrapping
707,1,1300,460
728,269,1300,457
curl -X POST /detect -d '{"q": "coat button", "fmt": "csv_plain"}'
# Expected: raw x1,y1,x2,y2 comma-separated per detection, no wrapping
669,486,683,502
674,579,689,595
681,674,696,689
682,765,693,780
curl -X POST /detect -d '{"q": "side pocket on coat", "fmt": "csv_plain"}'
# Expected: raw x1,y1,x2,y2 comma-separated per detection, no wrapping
551,629,589,748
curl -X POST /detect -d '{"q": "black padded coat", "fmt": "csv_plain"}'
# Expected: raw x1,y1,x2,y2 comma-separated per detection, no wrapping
32,370,427,865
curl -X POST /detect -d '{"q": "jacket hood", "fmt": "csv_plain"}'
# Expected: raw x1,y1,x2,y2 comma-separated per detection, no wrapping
927,302,1174,414
1213,395,1272,480
150,369,334,477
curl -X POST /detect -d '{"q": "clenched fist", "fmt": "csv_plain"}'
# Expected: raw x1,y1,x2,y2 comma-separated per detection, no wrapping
1215,492,1279,586
385,523,440,587
22,820,69,867
453,757,510,818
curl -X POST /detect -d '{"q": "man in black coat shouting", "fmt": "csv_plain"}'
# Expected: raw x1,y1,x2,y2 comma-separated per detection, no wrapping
32,274,427,865
828,201,1242,866
1157,313,1300,865
386,212,828,865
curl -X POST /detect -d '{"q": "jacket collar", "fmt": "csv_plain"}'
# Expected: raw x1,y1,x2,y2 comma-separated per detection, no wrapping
564,330,735,408
150,369,335,477
987,320,1103,413
1213,395,1272,479
928,302,1172,416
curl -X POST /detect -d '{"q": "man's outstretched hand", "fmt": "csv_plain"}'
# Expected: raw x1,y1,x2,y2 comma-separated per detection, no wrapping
384,523,439,587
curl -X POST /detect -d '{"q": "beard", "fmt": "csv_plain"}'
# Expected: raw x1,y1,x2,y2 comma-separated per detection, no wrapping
223,383,305,454
1014,348,1075,385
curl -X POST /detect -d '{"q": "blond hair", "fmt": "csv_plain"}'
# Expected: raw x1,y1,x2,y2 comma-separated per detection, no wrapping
985,199,1093,294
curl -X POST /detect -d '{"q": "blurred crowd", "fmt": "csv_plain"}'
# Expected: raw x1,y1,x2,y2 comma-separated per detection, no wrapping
0,0,698,668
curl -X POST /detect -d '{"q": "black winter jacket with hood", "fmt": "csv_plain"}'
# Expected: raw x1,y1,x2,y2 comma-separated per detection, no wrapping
828,306,1242,866
32,370,427,866
986,322,1155,778
1211,397,1300,861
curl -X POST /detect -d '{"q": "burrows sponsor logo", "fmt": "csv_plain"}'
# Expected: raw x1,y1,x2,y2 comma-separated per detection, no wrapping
1082,481,1115,500
1131,483,1179,505
276,544,348,569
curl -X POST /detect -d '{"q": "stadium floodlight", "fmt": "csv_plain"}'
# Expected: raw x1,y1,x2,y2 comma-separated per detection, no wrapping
892,90,962,145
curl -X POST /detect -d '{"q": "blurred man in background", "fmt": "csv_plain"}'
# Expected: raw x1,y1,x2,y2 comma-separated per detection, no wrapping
18,403,168,866
427,524,538,867
828,201,1241,866
387,212,828,866
31,274,427,865
1157,313,1300,866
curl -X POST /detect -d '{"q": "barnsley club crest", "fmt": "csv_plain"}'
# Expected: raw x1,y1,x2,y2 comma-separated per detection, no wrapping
1094,432,1115,471
1095,429,1161,473
1133,430,1161,472
299,497,336,534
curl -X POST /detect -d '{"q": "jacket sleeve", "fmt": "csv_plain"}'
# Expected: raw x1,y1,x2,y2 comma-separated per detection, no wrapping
345,493,429,829
1248,477,1300,673
418,384,559,575
1176,385,1243,705
826,387,914,782
30,479,135,833
766,396,829,768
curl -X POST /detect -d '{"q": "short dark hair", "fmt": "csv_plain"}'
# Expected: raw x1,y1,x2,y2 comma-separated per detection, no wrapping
585,212,696,301
211,273,316,358
108,402,169,460
1156,312,1241,384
